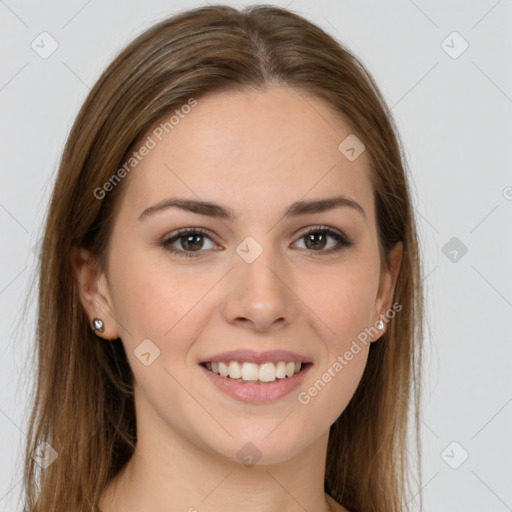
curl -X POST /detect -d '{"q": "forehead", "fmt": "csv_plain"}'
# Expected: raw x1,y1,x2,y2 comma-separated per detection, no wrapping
118,85,374,222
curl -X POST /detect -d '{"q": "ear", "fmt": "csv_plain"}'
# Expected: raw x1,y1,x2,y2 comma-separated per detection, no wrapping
372,241,403,341
71,247,120,340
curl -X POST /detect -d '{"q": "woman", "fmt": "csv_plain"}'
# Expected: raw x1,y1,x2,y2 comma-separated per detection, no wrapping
23,4,424,512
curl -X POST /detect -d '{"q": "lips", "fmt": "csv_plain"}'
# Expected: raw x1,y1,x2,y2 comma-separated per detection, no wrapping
199,349,312,365
198,348,313,402
199,361,312,403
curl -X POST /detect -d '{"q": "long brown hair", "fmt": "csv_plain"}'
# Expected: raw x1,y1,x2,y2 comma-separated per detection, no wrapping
21,4,424,511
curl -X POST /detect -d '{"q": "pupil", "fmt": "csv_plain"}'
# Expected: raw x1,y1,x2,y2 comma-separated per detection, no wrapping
182,234,202,251
306,233,326,250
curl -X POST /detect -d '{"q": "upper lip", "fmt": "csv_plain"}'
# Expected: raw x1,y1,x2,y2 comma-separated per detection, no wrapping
199,349,312,365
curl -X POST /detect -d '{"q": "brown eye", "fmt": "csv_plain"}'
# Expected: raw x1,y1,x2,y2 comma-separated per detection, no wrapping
161,228,217,258
293,227,353,255
303,232,329,250
178,233,205,251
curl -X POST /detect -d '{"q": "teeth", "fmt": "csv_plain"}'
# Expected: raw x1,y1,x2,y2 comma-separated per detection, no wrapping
205,360,304,383
228,361,242,379
259,362,276,382
219,362,229,377
276,361,287,378
241,362,259,381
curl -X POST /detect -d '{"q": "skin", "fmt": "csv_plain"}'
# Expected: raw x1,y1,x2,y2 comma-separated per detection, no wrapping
73,85,402,512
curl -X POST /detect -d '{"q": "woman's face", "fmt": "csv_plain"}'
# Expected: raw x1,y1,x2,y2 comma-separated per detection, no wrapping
78,85,401,465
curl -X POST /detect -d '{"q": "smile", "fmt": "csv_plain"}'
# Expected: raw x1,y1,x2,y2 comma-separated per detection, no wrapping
199,361,312,403
203,360,306,383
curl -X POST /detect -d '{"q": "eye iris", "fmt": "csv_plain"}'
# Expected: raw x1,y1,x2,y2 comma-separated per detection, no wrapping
181,234,203,251
305,232,327,250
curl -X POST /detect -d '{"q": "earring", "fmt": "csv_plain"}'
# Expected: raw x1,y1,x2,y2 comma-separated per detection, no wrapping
377,319,384,330
92,318,105,333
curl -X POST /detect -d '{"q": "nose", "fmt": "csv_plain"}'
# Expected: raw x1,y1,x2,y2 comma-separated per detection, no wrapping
221,245,296,332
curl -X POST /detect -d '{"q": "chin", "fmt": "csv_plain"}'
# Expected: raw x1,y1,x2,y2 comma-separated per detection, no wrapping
200,429,312,468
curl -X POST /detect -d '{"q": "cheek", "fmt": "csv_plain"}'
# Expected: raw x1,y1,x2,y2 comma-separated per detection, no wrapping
296,330,370,429
297,260,379,346
303,261,378,421
108,248,214,346
294,346,370,443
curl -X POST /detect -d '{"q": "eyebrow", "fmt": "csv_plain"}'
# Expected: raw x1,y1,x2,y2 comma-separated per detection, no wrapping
137,195,366,222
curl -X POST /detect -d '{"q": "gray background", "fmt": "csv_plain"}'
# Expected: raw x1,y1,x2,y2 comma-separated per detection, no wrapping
1,0,511,510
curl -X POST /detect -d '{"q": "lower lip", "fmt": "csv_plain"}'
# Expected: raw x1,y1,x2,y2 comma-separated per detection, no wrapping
199,363,312,403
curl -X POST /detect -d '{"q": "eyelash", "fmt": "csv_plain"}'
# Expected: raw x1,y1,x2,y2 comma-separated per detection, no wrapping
160,226,354,259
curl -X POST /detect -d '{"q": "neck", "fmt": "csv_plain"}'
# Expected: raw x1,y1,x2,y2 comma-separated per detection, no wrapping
98,399,335,512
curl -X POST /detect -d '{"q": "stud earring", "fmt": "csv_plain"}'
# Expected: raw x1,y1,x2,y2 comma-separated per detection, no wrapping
92,318,105,333
377,319,384,330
